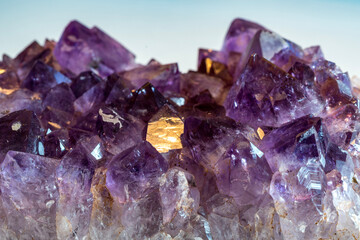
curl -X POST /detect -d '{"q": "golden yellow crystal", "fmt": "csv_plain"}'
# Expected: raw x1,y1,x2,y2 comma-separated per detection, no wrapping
146,116,184,153
257,127,265,140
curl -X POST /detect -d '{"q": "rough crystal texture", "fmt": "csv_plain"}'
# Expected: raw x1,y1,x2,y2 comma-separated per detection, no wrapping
225,54,323,128
0,151,59,239
0,18,359,239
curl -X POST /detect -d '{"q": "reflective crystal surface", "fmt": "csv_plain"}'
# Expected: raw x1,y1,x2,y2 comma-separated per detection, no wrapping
0,18,359,239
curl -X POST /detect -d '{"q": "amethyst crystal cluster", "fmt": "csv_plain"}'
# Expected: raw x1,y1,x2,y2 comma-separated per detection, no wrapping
0,18,359,240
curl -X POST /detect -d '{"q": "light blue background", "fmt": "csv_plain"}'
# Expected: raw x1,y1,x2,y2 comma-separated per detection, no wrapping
0,0,359,76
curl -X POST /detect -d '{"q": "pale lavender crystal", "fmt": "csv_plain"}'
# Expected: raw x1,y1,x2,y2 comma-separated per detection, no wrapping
323,104,359,148
120,191,163,239
88,167,123,239
270,169,337,239
221,18,266,56
106,141,168,203
159,168,200,236
74,81,106,115
54,20,136,77
234,30,304,77
214,135,272,206
55,136,103,239
0,151,59,239
0,89,42,117
168,148,220,203
205,194,251,239
304,45,324,62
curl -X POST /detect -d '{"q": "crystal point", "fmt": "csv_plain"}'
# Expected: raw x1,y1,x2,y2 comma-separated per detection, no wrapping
54,20,135,77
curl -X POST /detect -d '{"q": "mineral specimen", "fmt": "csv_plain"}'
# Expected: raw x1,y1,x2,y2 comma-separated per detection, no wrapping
0,18,359,239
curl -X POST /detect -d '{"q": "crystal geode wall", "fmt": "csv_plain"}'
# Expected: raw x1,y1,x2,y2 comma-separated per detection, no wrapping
0,18,359,239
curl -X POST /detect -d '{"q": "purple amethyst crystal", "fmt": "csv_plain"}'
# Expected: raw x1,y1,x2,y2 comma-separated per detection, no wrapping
74,81,106,115
234,30,304,76
13,41,60,81
225,54,323,128
119,63,180,94
106,141,168,203
221,18,266,56
181,71,227,104
0,151,59,239
0,110,43,162
21,61,71,94
54,20,136,77
198,49,226,67
43,128,70,158
56,136,103,239
97,106,146,155
0,18,359,239
0,88,42,117
40,83,76,128
128,82,168,122
70,71,103,98
259,115,324,172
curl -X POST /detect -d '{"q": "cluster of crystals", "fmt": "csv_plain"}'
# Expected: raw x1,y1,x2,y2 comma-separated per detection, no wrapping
0,18,359,239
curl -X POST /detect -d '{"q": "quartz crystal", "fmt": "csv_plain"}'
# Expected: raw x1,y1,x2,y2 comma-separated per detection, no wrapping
0,18,359,239
54,21,136,77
